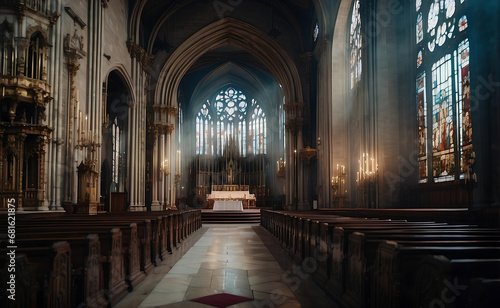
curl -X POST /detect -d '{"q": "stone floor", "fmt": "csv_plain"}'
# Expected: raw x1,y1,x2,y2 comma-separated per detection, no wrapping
115,224,337,308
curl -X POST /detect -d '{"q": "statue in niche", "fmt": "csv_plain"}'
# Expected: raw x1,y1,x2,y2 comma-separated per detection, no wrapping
227,160,233,185
64,29,85,53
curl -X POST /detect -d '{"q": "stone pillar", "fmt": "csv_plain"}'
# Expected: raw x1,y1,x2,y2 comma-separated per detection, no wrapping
151,127,160,209
14,134,26,211
284,102,304,210
36,135,50,210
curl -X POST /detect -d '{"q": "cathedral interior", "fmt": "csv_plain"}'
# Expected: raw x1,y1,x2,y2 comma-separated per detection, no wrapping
1,0,500,307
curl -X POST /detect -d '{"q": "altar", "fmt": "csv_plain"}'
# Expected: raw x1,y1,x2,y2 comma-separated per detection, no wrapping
206,185,256,209
213,200,243,211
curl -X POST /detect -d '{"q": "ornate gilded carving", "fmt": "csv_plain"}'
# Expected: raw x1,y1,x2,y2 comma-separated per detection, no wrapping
166,106,178,115
26,25,49,42
0,76,52,109
49,12,60,27
154,123,175,135
126,40,153,68
6,135,17,154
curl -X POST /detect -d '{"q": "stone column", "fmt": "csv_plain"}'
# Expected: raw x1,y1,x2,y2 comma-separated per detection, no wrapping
151,126,160,209
16,134,26,211
36,134,50,210
284,102,304,210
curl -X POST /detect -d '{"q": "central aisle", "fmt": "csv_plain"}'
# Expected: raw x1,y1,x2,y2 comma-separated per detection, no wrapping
138,224,302,307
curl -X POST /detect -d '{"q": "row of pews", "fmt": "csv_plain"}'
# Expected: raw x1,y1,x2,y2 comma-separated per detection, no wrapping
261,210,500,308
0,210,202,308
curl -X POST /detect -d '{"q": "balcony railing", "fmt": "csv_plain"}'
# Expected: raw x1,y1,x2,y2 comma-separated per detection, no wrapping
1,0,49,15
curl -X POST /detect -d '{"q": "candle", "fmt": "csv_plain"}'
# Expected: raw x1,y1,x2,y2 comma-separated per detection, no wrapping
75,97,79,119
372,158,375,173
337,164,339,171
357,171,360,182
366,153,369,174
79,111,82,139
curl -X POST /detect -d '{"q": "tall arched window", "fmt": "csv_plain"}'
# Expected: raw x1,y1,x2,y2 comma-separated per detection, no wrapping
216,87,247,156
349,0,362,89
195,87,267,157
195,102,211,155
416,0,470,183
249,101,266,155
0,21,14,75
26,32,47,80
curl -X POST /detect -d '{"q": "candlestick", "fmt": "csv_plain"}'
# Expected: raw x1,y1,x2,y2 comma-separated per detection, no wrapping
366,155,369,174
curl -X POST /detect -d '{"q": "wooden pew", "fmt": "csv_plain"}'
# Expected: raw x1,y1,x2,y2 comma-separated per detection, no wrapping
0,242,71,308
467,278,500,308
372,241,500,308
408,255,500,308
14,217,155,276
3,234,107,308
336,226,500,307
13,228,128,306
260,210,500,307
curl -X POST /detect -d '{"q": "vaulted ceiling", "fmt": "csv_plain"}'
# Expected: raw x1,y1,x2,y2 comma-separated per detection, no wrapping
131,0,319,112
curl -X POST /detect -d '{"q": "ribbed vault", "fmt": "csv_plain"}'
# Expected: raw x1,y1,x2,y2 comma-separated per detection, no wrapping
154,17,303,108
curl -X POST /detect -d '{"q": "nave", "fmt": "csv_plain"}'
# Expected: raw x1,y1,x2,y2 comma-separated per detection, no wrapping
116,224,336,308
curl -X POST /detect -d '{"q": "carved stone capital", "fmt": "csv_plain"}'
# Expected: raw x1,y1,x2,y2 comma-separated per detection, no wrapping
126,40,154,69
49,12,60,27
166,106,178,116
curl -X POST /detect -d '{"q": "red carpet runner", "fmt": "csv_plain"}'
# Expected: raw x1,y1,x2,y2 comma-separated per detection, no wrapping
190,293,253,307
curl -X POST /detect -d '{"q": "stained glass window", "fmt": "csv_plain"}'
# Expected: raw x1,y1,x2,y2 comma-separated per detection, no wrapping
458,15,468,32
195,103,211,155
417,12,423,44
415,0,470,183
349,0,362,89
431,55,454,181
456,39,470,173
249,105,266,155
195,87,266,157
417,73,427,182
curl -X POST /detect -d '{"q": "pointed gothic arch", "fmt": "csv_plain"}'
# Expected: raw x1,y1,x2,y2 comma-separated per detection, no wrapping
154,17,303,109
